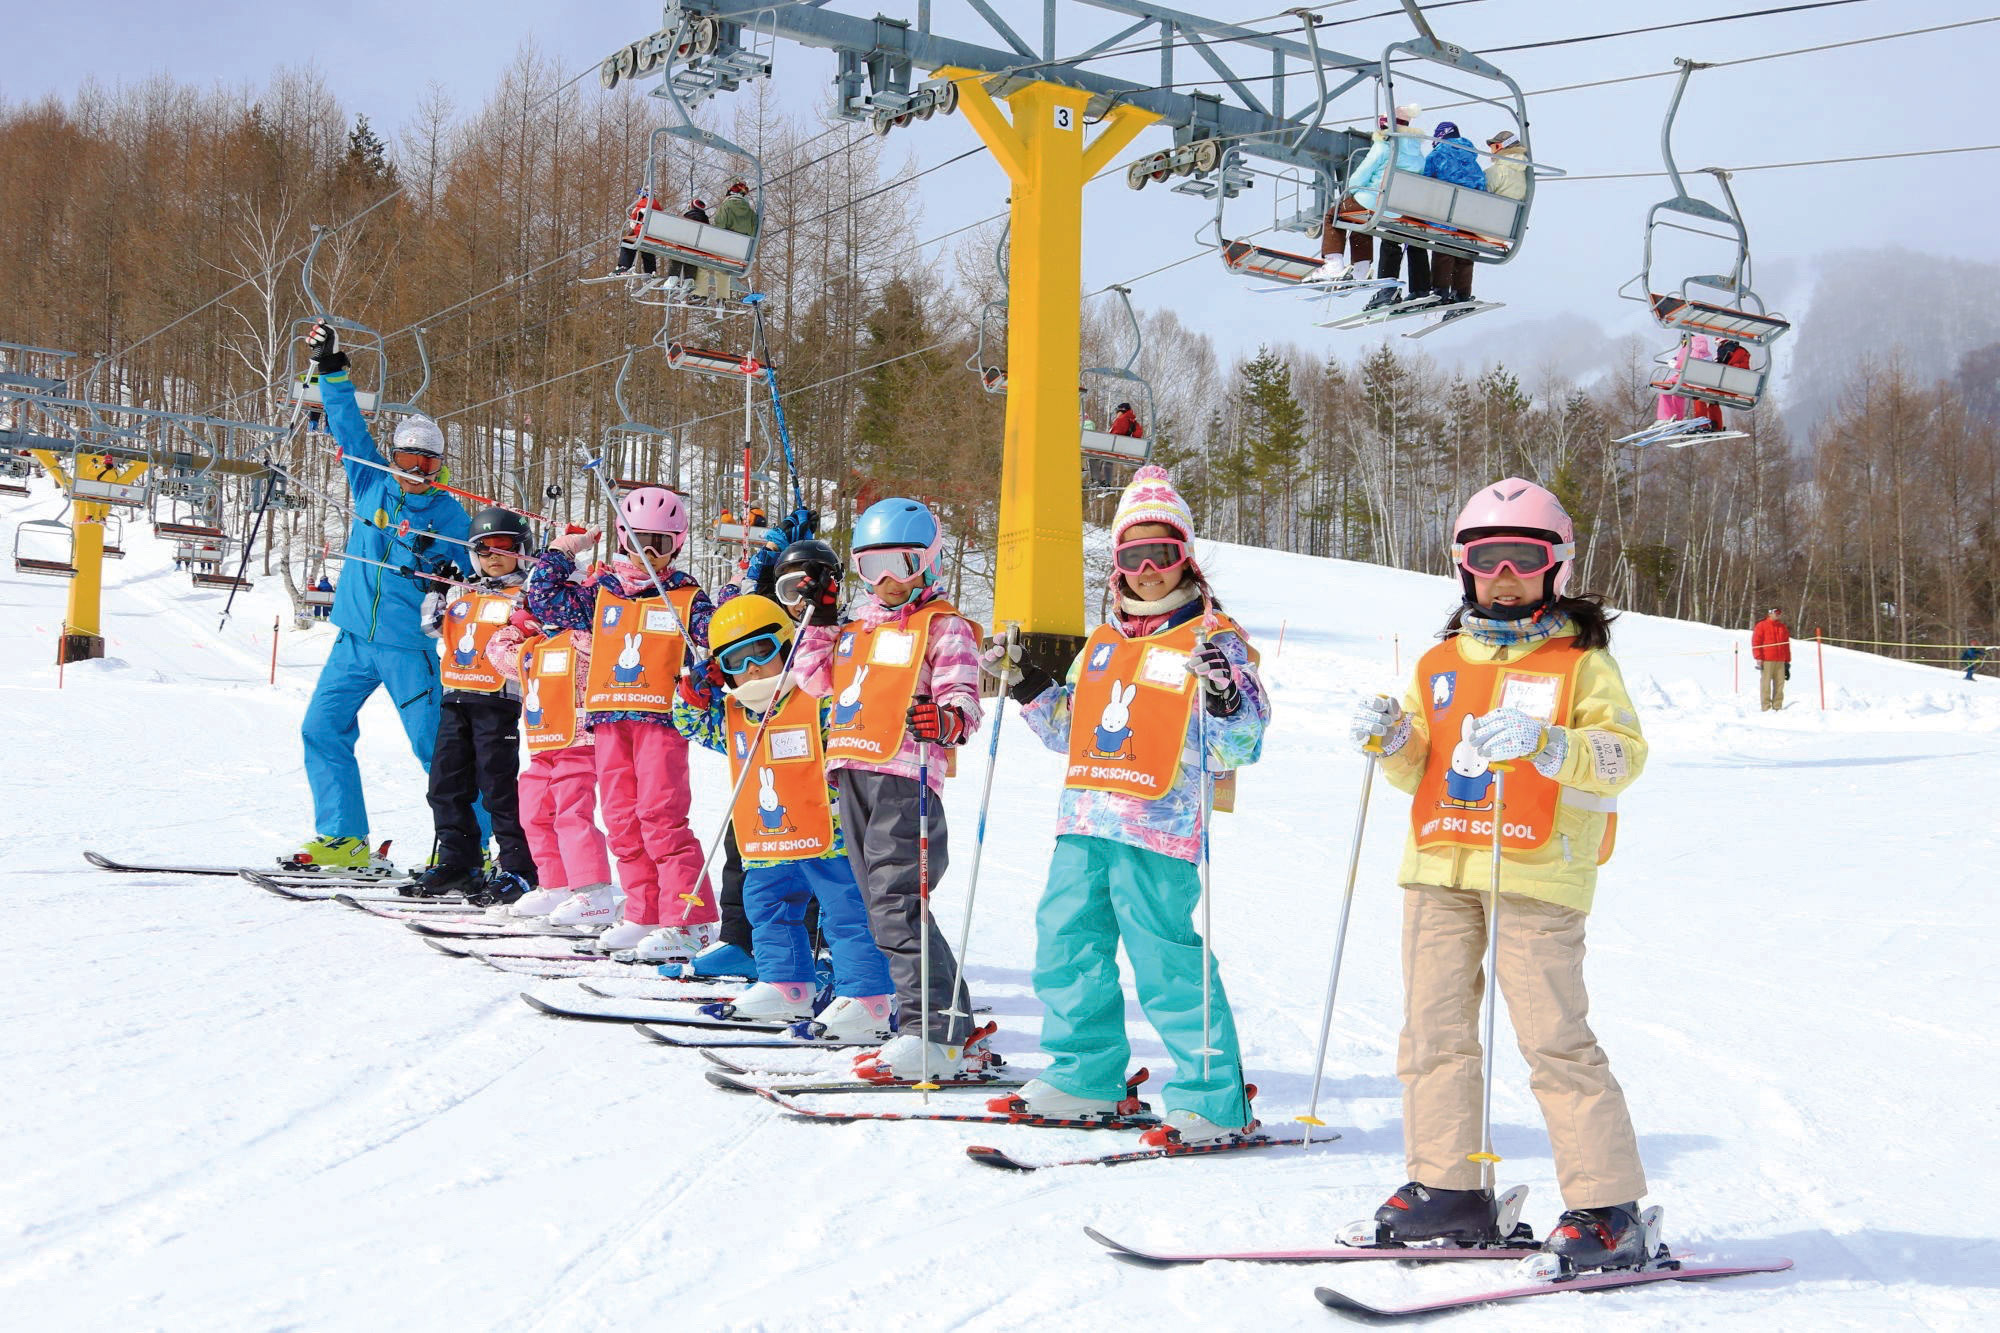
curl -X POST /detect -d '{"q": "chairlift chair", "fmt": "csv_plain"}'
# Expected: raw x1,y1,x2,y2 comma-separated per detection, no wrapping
628,43,766,295
89,511,126,559
13,517,76,578
285,225,433,420
1078,286,1157,471
966,300,1008,394
666,341,763,379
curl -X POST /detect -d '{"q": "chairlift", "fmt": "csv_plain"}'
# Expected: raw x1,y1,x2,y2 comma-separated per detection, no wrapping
13,517,76,578
0,452,29,495
666,341,763,379
85,511,126,559
627,34,766,296
285,225,432,420
964,222,1010,393
1079,286,1155,471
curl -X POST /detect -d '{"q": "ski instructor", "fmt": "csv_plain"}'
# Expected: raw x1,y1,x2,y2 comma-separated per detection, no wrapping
290,321,473,873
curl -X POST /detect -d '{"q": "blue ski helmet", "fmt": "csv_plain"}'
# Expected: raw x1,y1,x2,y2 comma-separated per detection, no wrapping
852,497,942,579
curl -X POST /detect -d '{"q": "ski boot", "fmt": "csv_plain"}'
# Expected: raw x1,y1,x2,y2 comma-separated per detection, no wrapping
1348,1182,1501,1248
855,1020,1000,1082
595,918,655,952
1363,285,1402,313
509,885,572,918
1524,1202,1658,1279
659,940,756,980
625,923,713,963
1139,1086,1259,1147
466,869,532,909
547,883,618,930
800,995,893,1044
988,1079,1122,1117
707,981,814,1024
405,863,481,899
285,836,391,875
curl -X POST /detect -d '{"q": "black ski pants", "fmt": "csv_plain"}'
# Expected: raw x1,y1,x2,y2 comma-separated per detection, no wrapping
428,697,535,879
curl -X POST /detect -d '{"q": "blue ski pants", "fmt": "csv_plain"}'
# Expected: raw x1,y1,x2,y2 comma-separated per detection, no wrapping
302,631,488,843
743,855,891,997
1033,833,1249,1127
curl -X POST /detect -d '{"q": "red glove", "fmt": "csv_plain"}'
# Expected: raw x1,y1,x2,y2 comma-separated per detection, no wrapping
906,696,970,747
678,657,725,710
509,606,543,637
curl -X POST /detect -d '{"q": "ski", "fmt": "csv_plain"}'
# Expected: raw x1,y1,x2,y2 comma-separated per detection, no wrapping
1081,1226,1536,1266
242,871,439,904
577,981,737,1003
86,851,409,888
968,1130,1320,1173
420,937,601,962
404,917,598,940
705,1068,1020,1097
332,893,484,918
1312,1258,1793,1320
633,1022,878,1052
518,992,784,1030
742,1084,1158,1131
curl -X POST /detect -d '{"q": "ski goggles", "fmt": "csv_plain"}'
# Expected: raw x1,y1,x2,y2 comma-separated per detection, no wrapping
620,528,684,557
773,569,815,608
852,546,927,586
471,534,522,555
715,632,785,676
1112,536,1191,576
1454,535,1574,579
391,450,443,476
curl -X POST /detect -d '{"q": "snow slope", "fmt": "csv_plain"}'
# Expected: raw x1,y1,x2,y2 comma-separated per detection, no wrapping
3,478,1996,1332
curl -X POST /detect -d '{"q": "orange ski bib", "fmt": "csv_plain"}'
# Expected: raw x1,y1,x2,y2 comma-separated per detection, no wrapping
824,601,973,766
727,690,837,861
1065,616,1240,800
1410,636,1584,854
521,634,581,753
439,589,519,694
583,583,699,714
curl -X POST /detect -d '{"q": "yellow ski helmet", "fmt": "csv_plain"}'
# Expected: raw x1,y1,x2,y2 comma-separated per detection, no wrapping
707,593,793,678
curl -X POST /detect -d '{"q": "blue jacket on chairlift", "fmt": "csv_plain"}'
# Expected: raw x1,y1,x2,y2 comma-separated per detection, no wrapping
1423,134,1487,192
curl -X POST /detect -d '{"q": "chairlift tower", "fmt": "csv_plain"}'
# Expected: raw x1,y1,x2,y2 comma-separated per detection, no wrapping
607,1,1373,669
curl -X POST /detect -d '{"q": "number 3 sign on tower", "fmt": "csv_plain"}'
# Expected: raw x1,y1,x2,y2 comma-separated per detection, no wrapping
1053,105,1074,131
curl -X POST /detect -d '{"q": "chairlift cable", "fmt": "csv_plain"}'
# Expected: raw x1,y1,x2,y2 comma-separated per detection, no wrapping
1550,141,2000,183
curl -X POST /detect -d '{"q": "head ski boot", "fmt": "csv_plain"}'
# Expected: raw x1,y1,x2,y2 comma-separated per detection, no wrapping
1541,1202,1650,1273
1367,1182,1498,1246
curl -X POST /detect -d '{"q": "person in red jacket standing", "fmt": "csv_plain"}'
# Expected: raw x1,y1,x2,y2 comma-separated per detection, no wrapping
1751,607,1792,711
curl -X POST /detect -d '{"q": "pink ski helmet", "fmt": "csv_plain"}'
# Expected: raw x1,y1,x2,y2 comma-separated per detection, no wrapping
1451,477,1577,600
619,486,689,556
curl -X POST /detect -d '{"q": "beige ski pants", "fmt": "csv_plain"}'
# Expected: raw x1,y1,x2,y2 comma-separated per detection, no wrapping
1398,884,1647,1210
1760,659,1787,710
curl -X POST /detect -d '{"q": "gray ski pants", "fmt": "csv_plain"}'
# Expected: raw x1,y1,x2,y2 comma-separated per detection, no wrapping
834,767,974,1043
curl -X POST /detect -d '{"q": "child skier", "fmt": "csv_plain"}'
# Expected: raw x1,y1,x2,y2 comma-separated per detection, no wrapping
1347,477,1651,1270
484,595,613,920
523,488,717,954
792,498,990,1079
673,594,897,1042
410,507,537,901
983,464,1269,1143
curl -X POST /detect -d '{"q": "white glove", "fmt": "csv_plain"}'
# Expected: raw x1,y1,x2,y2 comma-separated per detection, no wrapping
980,628,1023,688
550,527,600,557
1469,708,1550,762
1349,694,1409,755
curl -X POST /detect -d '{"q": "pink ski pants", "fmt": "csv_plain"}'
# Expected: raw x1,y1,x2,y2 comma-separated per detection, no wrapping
518,746,610,890
594,720,715,927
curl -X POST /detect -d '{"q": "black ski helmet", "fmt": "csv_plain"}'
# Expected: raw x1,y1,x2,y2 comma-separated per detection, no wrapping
772,538,840,606
469,506,533,551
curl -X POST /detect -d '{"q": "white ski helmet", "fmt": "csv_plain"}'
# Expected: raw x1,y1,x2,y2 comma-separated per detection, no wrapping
391,414,445,458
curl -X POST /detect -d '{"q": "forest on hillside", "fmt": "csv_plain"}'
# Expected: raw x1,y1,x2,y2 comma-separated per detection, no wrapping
2,52,1994,658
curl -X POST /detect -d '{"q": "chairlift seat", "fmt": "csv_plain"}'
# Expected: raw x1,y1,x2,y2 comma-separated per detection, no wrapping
1222,240,1325,285
1646,294,1791,346
292,375,380,416
303,588,336,608
1341,172,1521,260
1654,357,1764,411
636,212,754,275
667,342,763,378
980,367,1006,394
191,571,252,591
15,556,77,578
0,480,27,496
156,521,227,541
70,477,149,509
1081,430,1151,464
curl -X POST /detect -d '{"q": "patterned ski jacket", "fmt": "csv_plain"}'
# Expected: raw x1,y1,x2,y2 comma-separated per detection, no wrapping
523,548,713,731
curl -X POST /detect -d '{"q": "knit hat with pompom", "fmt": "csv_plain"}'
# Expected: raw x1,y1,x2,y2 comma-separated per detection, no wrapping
1112,464,1194,545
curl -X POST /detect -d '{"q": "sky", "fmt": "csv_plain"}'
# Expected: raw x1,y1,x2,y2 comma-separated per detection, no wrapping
7,0,1998,389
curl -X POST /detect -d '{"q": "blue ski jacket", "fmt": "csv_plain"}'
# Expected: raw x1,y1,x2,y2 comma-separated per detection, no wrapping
320,372,470,652
1423,135,1488,192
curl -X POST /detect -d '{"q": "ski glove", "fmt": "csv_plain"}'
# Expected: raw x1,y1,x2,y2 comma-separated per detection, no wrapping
1469,707,1569,778
982,631,1054,706
1349,695,1411,755
550,527,600,557
1784,663,1791,680
744,542,781,594
799,569,843,626
1188,641,1243,717
906,697,970,747
678,657,725,710
778,505,817,545
304,320,349,375
508,605,544,637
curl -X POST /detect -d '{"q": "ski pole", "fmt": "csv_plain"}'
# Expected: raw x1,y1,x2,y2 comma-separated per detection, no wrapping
332,446,581,530
216,454,283,634
941,628,1013,1024
914,716,937,1095
1296,714,1384,1144
1469,763,1510,1193
1192,653,1224,1080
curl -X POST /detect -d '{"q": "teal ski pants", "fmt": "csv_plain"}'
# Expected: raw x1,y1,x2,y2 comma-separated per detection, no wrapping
1032,833,1249,1127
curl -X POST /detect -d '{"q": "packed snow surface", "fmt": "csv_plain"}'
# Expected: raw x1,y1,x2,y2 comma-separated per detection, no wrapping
3,480,1995,1331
